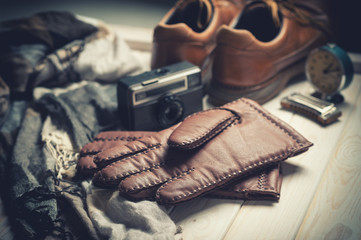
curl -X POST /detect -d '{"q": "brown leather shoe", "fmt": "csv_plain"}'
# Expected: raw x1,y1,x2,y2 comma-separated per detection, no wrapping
208,0,330,105
151,0,242,77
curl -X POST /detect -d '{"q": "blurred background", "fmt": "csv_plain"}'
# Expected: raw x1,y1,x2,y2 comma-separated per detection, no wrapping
0,0,174,28
0,0,360,53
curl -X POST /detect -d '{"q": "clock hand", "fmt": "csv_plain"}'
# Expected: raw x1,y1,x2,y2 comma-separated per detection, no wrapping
327,68,340,73
325,73,338,81
323,62,334,74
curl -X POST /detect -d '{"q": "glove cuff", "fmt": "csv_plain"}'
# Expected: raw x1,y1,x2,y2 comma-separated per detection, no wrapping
208,163,283,201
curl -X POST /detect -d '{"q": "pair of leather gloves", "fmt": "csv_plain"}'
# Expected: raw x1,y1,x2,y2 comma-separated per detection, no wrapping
77,98,312,205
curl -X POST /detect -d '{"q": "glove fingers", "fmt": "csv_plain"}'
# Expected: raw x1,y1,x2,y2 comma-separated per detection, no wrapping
78,140,131,176
95,131,153,140
77,155,98,176
93,145,166,187
155,168,215,204
119,165,187,199
94,138,160,167
81,131,153,155
80,140,127,155
119,186,159,201
168,108,238,149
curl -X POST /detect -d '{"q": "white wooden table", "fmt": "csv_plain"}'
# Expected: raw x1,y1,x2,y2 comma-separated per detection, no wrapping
1,26,360,240
169,75,361,239
123,26,361,240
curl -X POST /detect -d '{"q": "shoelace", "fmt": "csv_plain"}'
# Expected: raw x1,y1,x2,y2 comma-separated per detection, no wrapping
275,0,333,39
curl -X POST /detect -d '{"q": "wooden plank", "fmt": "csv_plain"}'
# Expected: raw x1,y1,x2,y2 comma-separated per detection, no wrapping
296,79,361,240
169,77,303,239
222,76,361,240
170,198,243,240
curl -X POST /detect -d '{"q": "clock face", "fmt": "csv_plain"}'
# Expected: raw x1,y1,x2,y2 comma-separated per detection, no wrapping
306,49,344,94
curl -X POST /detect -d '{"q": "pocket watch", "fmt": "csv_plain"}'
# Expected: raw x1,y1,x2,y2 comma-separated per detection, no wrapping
305,43,354,103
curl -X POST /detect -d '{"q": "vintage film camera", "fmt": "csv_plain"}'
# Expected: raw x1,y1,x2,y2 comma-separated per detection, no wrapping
117,61,203,130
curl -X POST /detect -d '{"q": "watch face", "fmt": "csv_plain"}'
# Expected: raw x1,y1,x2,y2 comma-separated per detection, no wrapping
306,49,344,94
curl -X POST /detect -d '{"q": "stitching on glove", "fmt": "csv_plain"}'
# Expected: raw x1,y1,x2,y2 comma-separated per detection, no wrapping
125,168,195,192
157,149,293,203
170,109,237,148
240,98,304,145
171,116,240,149
189,117,242,148
97,143,161,162
81,136,144,154
117,161,165,180
215,170,270,193
94,136,142,141
81,150,99,155
96,144,164,183
96,161,166,183
155,168,195,201
257,172,267,190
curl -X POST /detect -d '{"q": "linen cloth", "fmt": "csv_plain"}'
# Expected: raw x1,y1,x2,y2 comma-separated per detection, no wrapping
0,12,179,240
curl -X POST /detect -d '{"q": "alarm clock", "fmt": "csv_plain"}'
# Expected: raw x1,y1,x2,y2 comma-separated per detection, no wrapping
305,44,354,103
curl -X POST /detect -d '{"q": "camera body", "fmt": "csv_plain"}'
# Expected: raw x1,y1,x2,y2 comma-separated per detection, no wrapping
117,61,203,131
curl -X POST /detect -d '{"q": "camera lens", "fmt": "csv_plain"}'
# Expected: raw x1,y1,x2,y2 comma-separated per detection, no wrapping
157,95,184,128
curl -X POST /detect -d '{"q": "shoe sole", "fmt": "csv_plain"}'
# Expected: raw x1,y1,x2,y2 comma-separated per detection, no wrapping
207,59,306,106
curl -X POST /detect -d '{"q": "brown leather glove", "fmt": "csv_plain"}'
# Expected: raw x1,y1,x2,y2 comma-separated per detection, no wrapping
77,131,283,201
78,98,311,204
77,131,153,176
208,162,283,200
